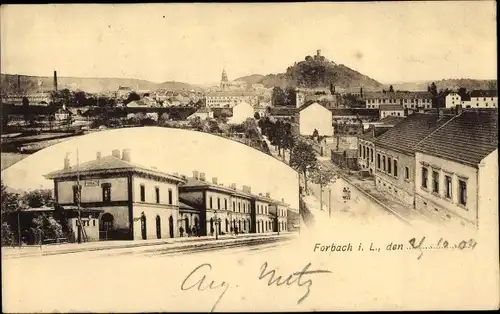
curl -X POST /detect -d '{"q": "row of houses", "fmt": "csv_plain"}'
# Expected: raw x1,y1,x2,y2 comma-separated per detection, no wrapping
445,90,497,109
357,109,498,228
43,149,294,241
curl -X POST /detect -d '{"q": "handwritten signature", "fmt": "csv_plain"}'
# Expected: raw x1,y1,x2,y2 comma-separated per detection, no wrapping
180,262,332,311
180,263,229,312
258,262,332,304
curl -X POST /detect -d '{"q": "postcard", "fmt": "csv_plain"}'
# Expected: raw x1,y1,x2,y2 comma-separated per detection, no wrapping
1,2,498,312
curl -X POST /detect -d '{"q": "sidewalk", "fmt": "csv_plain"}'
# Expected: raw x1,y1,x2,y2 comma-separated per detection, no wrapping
2,232,294,259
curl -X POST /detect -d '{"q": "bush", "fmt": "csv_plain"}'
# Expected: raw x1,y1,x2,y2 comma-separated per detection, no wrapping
1,222,15,246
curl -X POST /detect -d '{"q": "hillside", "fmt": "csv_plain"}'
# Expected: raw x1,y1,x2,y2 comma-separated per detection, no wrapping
0,74,204,94
388,79,497,92
235,54,384,90
235,74,265,86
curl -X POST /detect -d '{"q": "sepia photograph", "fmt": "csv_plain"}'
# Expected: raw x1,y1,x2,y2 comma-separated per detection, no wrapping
1,2,498,312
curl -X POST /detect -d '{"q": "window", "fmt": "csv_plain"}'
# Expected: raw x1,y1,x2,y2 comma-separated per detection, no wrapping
224,199,228,210
359,145,362,157
165,189,171,205
421,167,428,189
102,183,112,203
387,157,392,174
432,171,439,193
382,156,386,171
238,202,241,211
140,184,145,202
393,160,398,177
405,166,410,180
233,201,236,211
93,219,96,227
445,175,452,199
377,154,381,169
362,146,366,159
458,179,467,206
155,187,160,203
370,148,374,162
72,185,81,204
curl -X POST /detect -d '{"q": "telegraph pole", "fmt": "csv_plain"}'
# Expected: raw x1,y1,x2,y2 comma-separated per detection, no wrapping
328,188,332,218
76,147,82,244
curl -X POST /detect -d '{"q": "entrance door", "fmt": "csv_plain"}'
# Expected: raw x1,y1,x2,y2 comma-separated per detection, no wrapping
156,215,161,239
100,213,114,240
141,212,147,240
185,217,189,234
169,215,174,238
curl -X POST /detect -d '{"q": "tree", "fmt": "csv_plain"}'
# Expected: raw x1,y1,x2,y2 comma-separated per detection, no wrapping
22,189,54,208
289,141,317,192
457,87,468,99
73,91,87,107
389,85,394,93
1,181,21,246
312,129,319,138
158,112,170,125
126,92,141,104
254,112,261,120
272,87,287,106
309,164,337,212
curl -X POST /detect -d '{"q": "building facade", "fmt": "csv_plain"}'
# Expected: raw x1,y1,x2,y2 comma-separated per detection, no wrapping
462,90,498,108
206,91,258,108
298,102,334,137
179,172,281,236
379,104,406,118
373,113,454,206
364,91,432,110
44,149,187,241
414,110,498,228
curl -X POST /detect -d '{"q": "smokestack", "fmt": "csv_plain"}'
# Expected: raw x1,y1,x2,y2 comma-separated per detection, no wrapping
53,71,58,91
121,148,131,162
96,152,102,160
199,172,206,181
64,153,70,170
212,177,218,184
193,170,199,180
111,149,121,158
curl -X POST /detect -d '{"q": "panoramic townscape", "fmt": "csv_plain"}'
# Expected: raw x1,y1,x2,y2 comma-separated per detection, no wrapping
1,3,498,312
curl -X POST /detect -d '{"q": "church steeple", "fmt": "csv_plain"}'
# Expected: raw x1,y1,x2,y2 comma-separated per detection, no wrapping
221,69,228,82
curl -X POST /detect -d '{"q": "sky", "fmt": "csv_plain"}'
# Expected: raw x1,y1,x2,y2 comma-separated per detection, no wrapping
1,2,497,85
1,127,299,210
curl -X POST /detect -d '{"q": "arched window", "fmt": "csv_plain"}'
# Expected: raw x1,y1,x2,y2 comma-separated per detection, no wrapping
156,215,161,239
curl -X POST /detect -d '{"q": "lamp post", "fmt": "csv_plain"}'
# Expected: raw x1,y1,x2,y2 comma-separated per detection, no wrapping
214,210,218,240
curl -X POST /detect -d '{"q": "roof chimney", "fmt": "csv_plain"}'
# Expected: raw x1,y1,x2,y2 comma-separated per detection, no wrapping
230,183,236,190
193,170,199,180
111,149,121,158
199,172,206,181
212,177,218,184
64,153,70,170
53,71,58,91
121,148,131,162
266,192,270,198
96,151,102,160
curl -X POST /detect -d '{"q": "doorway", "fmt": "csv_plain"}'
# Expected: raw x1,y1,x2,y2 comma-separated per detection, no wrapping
169,215,174,238
156,215,161,239
141,212,147,240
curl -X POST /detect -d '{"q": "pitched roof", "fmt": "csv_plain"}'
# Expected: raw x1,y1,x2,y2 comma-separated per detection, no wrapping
358,127,392,140
207,91,257,97
330,108,380,117
374,113,455,154
44,155,185,183
415,110,498,167
364,91,433,100
378,115,405,125
297,102,328,112
269,107,298,116
196,107,212,113
470,90,497,98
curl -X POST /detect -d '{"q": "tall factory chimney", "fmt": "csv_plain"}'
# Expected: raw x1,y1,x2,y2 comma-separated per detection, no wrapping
53,71,58,91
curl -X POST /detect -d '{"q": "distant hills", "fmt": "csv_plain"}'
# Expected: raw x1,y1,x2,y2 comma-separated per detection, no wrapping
0,74,204,94
386,79,497,92
236,53,384,90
